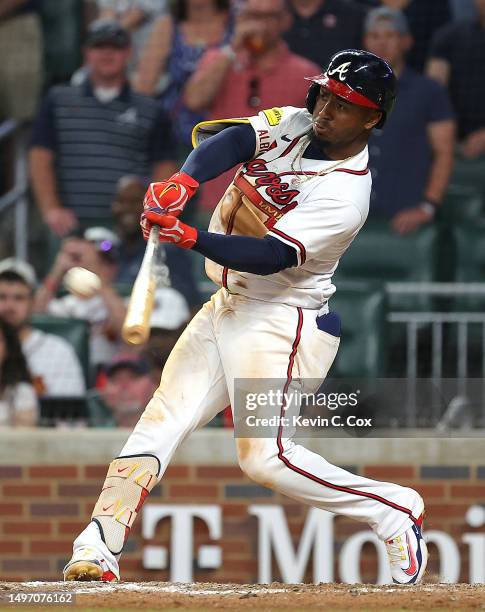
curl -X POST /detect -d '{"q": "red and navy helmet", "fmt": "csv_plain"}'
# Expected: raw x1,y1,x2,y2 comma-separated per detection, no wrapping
305,49,396,129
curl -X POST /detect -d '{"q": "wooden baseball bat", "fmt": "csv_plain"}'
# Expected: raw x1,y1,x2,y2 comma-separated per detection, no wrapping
121,225,160,345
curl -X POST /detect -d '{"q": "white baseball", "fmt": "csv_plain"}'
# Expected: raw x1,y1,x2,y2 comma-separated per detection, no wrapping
63,266,101,299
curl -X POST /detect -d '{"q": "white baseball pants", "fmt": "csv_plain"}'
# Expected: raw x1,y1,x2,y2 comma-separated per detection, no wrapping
119,289,422,542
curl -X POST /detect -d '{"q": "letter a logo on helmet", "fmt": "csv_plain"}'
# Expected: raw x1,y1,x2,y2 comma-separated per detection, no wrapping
327,61,352,81
305,49,397,129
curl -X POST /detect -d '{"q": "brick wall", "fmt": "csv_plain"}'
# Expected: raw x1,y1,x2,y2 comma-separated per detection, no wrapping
1,457,484,583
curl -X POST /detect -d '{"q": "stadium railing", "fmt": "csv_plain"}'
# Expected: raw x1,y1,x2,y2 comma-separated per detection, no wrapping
0,119,28,260
387,282,485,428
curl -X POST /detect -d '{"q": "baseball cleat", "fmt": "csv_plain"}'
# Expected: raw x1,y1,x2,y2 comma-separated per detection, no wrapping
385,517,428,584
63,546,119,582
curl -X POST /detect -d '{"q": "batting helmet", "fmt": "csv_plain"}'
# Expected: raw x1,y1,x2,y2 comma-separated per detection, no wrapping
305,49,396,129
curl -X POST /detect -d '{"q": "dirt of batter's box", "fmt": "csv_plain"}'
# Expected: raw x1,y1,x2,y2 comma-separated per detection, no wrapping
0,581,484,611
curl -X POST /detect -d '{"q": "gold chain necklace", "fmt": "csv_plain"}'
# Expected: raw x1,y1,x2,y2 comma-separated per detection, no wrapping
290,136,354,186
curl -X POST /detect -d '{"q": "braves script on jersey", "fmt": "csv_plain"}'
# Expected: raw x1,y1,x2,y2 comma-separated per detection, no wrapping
195,106,371,309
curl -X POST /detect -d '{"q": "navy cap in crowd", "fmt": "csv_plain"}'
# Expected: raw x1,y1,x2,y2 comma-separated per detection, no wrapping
85,19,131,49
106,353,151,378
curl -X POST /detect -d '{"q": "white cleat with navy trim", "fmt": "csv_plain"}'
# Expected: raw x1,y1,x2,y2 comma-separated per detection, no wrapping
385,518,428,584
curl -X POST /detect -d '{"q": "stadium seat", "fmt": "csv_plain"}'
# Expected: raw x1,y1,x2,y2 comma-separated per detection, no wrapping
451,155,485,206
452,221,485,311
328,282,387,378
434,222,485,378
30,314,90,384
334,220,439,310
86,390,114,427
440,184,483,225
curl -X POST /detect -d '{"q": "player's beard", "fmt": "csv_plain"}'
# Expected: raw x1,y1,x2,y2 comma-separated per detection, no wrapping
309,129,333,154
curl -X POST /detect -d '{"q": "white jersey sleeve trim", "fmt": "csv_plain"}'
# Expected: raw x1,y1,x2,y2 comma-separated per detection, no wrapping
267,227,306,266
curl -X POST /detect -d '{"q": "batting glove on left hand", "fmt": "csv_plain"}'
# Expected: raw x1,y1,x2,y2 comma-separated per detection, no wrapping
143,172,199,217
141,208,197,249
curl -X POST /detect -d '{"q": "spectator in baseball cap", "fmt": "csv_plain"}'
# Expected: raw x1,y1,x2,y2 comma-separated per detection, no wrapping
95,1,167,68
34,230,127,369
0,259,85,398
83,226,121,265
88,353,156,428
30,16,177,237
85,18,131,48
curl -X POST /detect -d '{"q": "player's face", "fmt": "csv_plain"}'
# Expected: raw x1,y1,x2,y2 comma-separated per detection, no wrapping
0,282,32,330
312,86,381,145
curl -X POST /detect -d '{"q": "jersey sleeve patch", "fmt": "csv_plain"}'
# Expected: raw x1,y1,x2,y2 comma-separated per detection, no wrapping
262,107,283,127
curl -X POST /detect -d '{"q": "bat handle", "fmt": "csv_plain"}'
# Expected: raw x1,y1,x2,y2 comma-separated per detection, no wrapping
148,224,160,245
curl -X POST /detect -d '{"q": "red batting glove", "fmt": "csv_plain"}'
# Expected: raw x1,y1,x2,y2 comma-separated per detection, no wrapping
141,208,197,249
143,172,199,217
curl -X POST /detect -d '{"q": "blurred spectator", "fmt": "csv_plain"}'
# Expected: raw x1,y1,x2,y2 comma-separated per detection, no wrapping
111,175,202,311
134,0,232,153
0,260,85,397
355,0,452,71
89,353,156,427
0,0,43,122
142,286,192,381
364,8,455,234
29,18,177,237
184,0,319,211
184,0,318,116
0,317,38,427
34,230,127,369
111,175,147,284
427,0,485,158
96,0,167,69
284,0,366,69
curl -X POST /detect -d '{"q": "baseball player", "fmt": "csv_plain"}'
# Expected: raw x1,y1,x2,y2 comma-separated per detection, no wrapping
64,50,427,585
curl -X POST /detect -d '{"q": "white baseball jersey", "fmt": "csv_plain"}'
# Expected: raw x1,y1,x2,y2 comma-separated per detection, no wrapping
193,106,371,310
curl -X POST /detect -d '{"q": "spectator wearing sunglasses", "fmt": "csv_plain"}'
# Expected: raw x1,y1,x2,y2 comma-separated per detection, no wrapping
34,228,127,370
184,0,319,211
